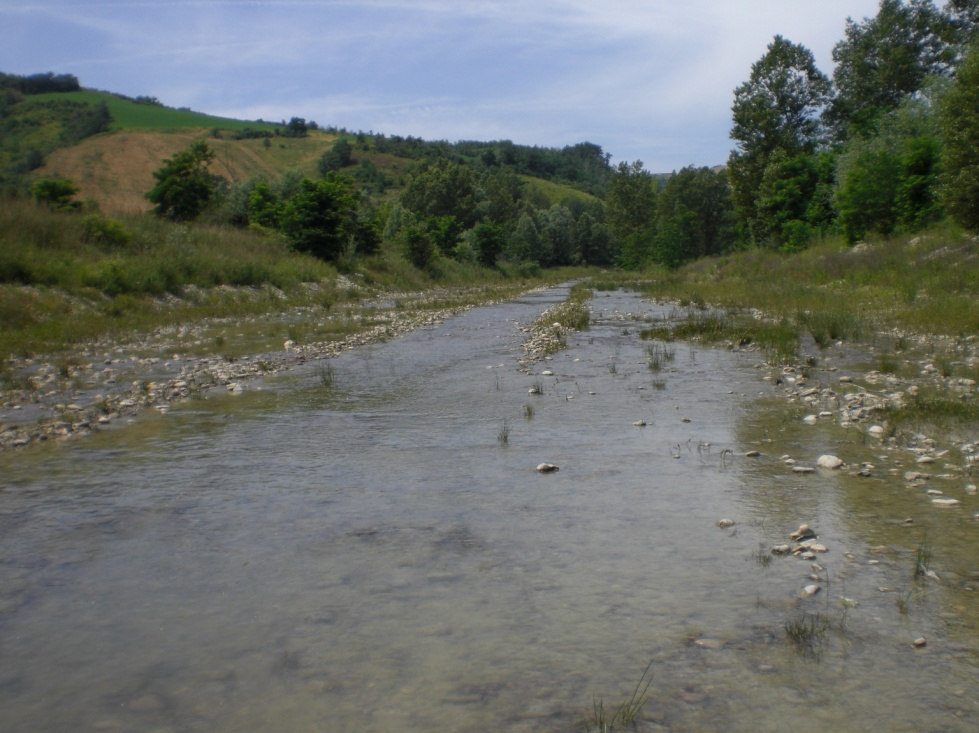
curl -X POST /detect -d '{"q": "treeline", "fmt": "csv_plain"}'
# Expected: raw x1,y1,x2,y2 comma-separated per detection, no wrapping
0,72,81,95
614,0,979,270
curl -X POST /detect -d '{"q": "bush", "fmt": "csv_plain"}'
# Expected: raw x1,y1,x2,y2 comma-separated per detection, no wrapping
82,214,132,248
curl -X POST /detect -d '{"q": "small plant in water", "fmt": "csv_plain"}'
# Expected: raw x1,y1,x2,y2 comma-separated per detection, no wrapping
497,419,509,446
318,363,335,388
523,404,534,420
784,612,830,659
646,343,674,372
913,539,932,581
583,661,654,732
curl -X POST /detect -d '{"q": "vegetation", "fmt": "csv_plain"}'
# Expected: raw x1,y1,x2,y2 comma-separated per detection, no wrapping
582,661,654,732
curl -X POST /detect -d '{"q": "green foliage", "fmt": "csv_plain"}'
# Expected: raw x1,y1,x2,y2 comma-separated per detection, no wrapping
279,174,359,261
471,220,505,267
318,138,353,174
146,140,224,221
728,36,832,245
81,214,132,248
655,166,735,263
939,40,979,231
836,94,943,242
401,223,436,270
31,177,80,210
604,161,658,241
827,0,953,138
400,159,478,229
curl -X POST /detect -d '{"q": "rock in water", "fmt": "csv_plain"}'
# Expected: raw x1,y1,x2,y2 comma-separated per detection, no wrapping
790,524,817,541
817,454,844,470
536,463,559,473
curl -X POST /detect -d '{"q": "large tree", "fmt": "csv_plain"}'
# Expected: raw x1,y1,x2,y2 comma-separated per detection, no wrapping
827,0,954,138
728,36,831,245
279,174,359,261
939,40,979,231
146,140,224,221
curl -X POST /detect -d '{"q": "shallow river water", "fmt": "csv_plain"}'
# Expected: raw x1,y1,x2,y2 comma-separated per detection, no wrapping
0,286,976,732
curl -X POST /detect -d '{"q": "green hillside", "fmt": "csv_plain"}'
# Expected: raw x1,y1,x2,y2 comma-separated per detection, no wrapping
30,90,279,132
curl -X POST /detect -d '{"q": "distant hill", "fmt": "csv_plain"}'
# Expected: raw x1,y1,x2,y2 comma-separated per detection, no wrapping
3,77,609,214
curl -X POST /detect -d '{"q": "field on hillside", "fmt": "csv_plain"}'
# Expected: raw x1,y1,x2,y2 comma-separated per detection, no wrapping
41,130,350,214
30,90,279,132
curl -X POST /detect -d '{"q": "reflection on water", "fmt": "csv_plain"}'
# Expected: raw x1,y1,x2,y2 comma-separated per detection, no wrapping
0,287,975,732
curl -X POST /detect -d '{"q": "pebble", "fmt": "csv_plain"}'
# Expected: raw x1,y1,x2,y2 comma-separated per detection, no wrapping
912,637,927,648
693,638,724,650
717,518,735,528
536,463,559,473
802,584,821,597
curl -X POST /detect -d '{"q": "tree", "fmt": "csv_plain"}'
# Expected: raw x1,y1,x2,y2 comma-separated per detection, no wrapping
939,40,979,230
471,221,505,267
146,140,223,221
400,160,478,229
836,90,944,241
32,177,80,210
655,166,735,264
279,174,358,261
318,138,353,175
828,0,954,138
605,161,658,241
728,36,832,245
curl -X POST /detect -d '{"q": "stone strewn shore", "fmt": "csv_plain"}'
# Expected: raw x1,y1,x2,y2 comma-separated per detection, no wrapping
0,303,473,452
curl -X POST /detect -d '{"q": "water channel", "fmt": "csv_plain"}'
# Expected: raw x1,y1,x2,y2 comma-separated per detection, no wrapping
0,286,976,731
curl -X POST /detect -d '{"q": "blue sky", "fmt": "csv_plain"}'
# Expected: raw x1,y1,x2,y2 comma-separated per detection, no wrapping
2,0,882,171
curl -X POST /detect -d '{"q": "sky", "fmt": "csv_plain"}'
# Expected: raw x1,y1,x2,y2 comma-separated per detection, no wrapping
2,0,885,172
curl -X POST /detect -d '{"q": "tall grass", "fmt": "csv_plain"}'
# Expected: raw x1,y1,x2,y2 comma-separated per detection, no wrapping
630,227,979,338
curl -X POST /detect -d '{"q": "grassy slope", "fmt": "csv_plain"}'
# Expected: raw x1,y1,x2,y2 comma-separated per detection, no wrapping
30,90,278,132
31,89,593,214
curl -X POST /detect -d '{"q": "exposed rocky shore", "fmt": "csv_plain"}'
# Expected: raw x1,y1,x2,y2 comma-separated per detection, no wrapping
0,291,492,451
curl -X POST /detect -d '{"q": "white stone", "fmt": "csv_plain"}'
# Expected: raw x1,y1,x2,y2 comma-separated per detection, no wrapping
802,415,818,425
817,454,844,470
931,498,960,507
536,463,559,473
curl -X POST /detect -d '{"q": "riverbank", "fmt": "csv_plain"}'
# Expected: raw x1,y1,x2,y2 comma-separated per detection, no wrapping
0,281,535,450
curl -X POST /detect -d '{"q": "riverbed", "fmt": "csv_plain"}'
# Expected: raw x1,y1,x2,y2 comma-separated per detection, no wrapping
0,286,975,731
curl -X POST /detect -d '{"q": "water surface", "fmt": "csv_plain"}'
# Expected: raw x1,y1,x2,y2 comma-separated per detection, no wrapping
1,286,975,731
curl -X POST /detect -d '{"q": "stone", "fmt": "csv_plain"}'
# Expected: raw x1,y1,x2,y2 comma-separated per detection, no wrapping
536,463,559,473
717,518,735,528
744,450,761,457
931,498,960,507
693,638,724,649
792,465,815,474
868,425,885,437
802,584,821,597
912,637,927,648
789,524,816,541
802,415,818,425
817,454,844,470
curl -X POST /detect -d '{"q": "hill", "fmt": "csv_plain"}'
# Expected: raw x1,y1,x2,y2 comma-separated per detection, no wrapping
0,74,610,212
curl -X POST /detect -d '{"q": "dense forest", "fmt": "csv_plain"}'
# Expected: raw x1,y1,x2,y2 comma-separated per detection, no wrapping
6,0,979,275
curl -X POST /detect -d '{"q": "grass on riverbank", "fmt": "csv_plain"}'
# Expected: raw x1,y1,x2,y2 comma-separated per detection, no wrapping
614,225,979,342
0,200,586,364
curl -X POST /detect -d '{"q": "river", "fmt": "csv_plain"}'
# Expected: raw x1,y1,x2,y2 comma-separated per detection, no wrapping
0,285,975,731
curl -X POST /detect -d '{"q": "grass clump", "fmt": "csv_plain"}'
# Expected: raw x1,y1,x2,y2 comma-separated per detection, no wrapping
784,612,830,659
583,661,654,732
